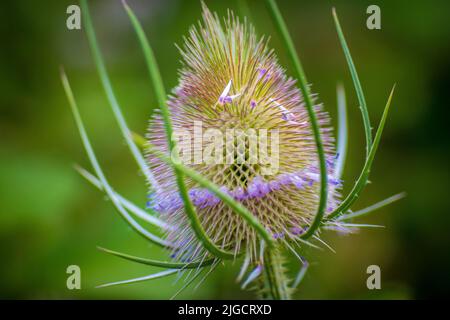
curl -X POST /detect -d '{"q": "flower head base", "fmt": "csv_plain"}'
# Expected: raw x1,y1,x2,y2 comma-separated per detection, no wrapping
147,5,341,263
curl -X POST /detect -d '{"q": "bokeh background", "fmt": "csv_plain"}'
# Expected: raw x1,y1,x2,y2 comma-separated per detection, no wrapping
1,0,449,299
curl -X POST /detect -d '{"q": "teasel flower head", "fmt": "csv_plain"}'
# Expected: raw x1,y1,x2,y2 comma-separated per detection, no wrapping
66,0,398,299
147,4,341,266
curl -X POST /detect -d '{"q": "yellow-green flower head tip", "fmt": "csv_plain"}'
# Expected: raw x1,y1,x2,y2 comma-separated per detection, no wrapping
146,5,341,263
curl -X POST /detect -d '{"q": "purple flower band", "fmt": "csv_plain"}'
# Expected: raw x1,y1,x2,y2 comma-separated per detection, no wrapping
148,164,341,213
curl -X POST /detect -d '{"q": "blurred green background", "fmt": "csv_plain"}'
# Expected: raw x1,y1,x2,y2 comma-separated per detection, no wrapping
1,0,449,299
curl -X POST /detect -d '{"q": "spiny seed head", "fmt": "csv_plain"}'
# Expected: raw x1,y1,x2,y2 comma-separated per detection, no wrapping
147,4,340,263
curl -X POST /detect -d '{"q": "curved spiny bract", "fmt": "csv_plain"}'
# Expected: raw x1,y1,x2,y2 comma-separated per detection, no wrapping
146,5,340,266
97,246,217,269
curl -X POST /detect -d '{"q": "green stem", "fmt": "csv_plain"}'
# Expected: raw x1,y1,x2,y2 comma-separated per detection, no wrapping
262,247,291,300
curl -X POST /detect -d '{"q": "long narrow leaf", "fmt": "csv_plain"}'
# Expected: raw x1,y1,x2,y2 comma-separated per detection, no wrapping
123,1,274,258
332,8,372,157
61,68,171,249
335,83,348,180
339,192,406,221
96,269,178,288
265,0,328,240
327,85,396,220
75,165,172,231
79,0,160,192
97,246,216,269
339,223,384,228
